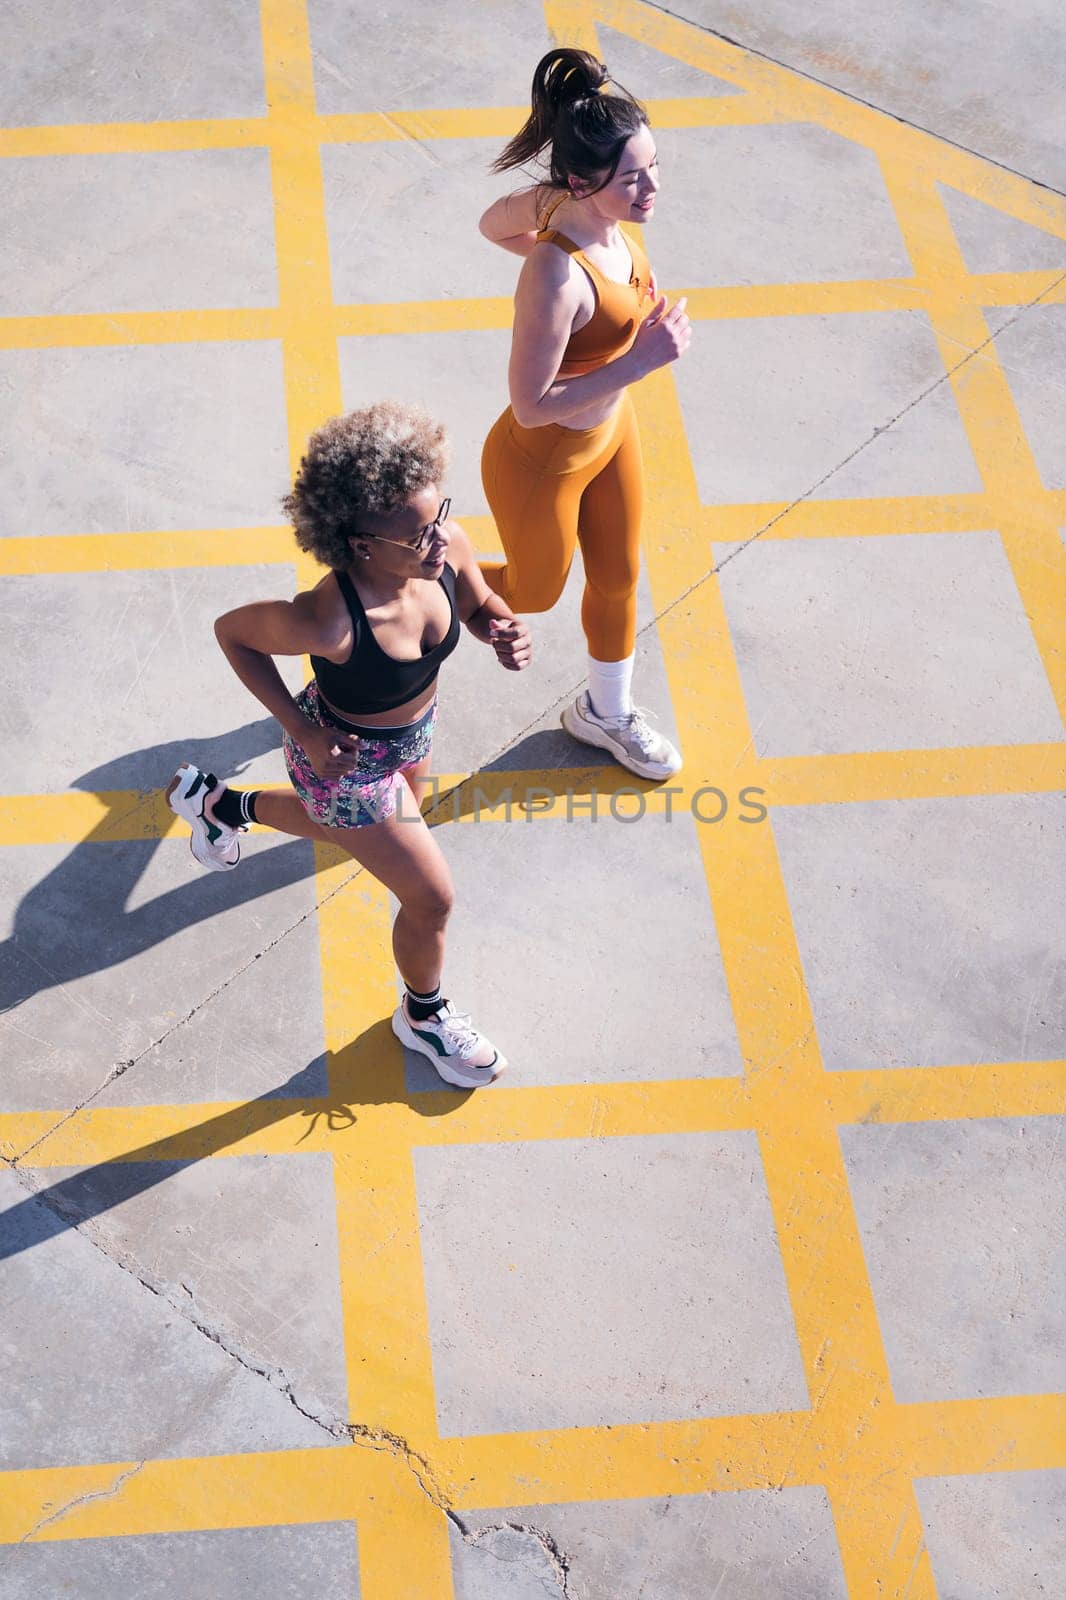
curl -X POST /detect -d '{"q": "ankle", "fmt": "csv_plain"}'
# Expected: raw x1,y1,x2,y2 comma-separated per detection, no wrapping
405,982,445,1022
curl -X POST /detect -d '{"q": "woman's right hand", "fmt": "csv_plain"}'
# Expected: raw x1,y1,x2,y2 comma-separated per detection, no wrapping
629,294,691,377
298,720,361,780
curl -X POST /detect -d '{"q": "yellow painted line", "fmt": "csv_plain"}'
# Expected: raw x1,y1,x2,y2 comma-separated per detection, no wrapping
683,278,923,320
441,1408,814,1506
880,159,1066,725
0,307,279,351
701,490,1002,543
760,743,1066,806
4,735,1062,850
595,0,1066,240
6,1056,1060,1175
440,1391,1064,1508
0,118,271,159
334,297,513,336
894,1393,1066,1477
3,1390,1057,1550
318,107,527,144
0,527,296,578
635,363,939,1597
828,1062,1066,1126
0,1446,379,1544
969,269,1066,308
1,1076,757,1170
682,268,1065,322
4,266,1059,358
4,0,1062,1581
260,7,458,1591
0,791,179,848
644,96,785,129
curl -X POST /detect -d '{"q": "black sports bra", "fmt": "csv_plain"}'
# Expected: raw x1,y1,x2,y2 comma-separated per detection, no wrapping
310,563,461,716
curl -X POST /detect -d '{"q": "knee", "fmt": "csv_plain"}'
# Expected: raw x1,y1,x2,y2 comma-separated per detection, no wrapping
403,878,454,929
509,572,568,614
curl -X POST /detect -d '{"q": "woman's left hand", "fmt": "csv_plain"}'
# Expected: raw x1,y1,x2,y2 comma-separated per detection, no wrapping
488,617,533,670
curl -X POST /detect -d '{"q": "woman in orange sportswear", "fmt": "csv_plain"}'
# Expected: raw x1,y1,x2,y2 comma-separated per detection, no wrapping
479,48,691,780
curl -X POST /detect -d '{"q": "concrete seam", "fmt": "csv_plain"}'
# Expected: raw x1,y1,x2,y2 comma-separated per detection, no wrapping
8,860,366,1165
640,0,1066,198
644,265,1066,617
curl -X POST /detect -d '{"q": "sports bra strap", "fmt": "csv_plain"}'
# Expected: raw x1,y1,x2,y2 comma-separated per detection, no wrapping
334,567,361,619
536,190,568,233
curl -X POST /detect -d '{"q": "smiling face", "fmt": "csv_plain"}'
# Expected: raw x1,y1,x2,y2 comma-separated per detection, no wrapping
573,123,660,225
352,483,450,579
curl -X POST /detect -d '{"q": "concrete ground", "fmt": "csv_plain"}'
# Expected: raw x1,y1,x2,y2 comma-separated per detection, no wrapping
1,1,1064,1596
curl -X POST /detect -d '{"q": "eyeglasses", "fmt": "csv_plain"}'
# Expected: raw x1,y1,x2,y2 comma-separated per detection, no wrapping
363,498,451,554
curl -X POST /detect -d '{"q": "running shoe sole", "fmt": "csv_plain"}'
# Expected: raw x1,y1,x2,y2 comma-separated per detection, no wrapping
560,700,679,782
165,763,241,872
391,1005,507,1088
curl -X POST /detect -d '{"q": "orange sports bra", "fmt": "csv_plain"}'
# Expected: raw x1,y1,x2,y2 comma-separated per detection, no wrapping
536,199,652,374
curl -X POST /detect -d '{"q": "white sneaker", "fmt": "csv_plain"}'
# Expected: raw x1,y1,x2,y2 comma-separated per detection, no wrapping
561,692,682,780
391,998,507,1088
165,763,242,872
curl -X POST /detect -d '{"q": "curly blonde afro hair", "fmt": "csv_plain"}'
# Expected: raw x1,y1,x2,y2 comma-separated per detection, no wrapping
283,400,451,569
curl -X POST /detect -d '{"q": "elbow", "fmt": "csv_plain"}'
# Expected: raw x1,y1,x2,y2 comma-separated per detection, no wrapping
213,612,238,654
510,396,540,429
478,209,496,243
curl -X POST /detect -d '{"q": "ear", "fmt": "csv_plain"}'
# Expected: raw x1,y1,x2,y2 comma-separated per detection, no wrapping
352,538,372,561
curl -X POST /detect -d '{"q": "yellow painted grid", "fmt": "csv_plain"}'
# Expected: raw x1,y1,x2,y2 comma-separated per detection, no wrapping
1,0,1064,1595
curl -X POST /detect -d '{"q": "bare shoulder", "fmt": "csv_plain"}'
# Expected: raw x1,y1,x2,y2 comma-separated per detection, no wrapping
519,237,586,304
291,572,352,653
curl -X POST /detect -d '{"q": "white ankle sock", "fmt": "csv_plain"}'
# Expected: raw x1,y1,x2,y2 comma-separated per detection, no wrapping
587,654,634,720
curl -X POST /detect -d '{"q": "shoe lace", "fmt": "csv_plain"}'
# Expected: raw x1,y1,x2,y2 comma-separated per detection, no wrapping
621,705,660,754
440,1011,480,1054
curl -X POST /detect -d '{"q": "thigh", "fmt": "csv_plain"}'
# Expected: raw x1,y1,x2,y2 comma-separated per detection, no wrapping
482,415,583,606
399,752,434,814
576,401,644,591
331,803,453,908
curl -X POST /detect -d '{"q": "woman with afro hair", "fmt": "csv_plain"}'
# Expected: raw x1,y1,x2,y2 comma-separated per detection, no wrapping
165,400,531,1087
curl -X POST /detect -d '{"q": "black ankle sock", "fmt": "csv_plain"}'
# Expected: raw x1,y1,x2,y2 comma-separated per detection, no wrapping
405,984,445,1022
209,784,260,829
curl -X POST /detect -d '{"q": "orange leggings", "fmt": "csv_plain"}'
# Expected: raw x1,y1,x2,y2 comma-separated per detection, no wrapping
480,393,643,662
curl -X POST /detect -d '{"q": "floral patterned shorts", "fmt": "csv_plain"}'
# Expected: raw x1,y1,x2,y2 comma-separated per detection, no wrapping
283,681,436,830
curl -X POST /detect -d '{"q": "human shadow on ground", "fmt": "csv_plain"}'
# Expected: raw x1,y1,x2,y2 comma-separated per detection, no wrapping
0,719,318,1016
1,1021,471,1262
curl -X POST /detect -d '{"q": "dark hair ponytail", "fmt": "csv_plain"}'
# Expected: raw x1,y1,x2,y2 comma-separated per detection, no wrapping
492,48,647,194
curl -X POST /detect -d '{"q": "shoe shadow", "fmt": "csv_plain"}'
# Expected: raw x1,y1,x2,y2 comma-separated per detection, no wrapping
0,719,312,1016
1,1021,471,1264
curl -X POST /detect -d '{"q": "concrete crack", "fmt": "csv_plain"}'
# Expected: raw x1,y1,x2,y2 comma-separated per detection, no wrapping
446,1514,574,1597
3,1166,456,1532
12,1460,146,1548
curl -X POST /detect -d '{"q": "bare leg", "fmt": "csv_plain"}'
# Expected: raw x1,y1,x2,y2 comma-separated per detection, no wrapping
249,785,452,994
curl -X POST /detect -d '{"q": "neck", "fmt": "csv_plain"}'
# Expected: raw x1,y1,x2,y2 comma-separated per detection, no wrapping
561,197,620,250
345,560,419,597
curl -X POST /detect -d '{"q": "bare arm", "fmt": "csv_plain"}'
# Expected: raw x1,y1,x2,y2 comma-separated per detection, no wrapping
214,592,338,741
508,246,690,428
448,523,532,670
478,184,558,258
